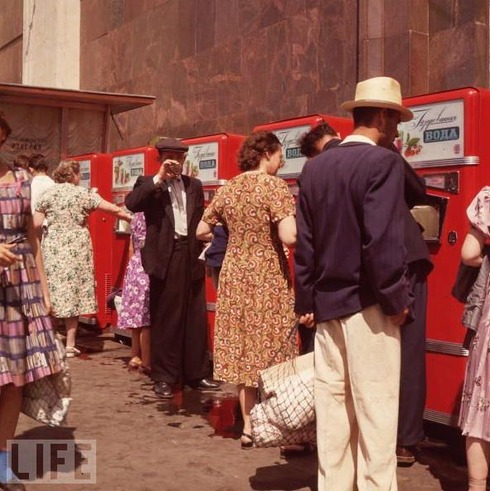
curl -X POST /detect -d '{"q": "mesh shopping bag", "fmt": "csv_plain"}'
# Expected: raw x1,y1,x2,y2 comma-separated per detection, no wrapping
250,352,316,447
21,335,72,427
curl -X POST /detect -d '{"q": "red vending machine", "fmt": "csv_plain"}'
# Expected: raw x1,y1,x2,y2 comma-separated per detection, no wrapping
110,146,160,339
252,114,353,196
69,153,113,329
182,133,245,351
397,88,490,426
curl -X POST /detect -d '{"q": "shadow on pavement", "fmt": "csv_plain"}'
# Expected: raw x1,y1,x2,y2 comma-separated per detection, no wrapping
415,422,468,490
12,426,88,479
249,454,317,490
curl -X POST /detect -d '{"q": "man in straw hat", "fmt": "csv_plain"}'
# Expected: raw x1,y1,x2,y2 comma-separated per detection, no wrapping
295,76,412,490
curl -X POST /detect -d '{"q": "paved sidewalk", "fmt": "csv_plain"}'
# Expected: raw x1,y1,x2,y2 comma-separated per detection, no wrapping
14,329,468,490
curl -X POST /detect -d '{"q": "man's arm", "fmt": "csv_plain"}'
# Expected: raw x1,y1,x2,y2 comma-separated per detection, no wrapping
125,176,158,212
362,153,410,317
403,159,426,208
294,173,316,315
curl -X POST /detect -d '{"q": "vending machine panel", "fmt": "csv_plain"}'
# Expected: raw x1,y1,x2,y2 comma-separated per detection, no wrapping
399,87,490,425
253,114,353,181
70,153,113,329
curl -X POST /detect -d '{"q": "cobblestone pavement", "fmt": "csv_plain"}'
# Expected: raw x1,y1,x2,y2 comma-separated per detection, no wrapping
14,328,469,490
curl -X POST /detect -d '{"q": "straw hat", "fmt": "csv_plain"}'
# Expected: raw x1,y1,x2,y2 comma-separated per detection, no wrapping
340,76,413,122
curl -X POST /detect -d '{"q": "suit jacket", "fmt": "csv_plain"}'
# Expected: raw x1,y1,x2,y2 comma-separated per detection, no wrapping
294,142,410,322
125,175,205,281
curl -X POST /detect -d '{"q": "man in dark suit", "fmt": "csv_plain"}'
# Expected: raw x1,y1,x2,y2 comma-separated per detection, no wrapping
125,137,219,398
396,157,433,465
295,123,342,357
295,77,412,490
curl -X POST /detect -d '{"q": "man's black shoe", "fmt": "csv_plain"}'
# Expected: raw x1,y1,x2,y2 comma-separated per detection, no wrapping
396,445,416,466
153,381,173,399
187,378,221,390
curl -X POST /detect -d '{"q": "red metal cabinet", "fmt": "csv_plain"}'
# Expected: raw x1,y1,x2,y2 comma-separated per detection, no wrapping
69,153,113,329
399,87,490,425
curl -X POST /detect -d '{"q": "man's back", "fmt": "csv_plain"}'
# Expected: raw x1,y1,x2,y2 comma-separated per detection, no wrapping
295,141,408,323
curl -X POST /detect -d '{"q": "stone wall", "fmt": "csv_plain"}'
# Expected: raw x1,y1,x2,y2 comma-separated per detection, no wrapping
80,0,359,149
0,0,23,84
359,0,488,95
78,0,489,150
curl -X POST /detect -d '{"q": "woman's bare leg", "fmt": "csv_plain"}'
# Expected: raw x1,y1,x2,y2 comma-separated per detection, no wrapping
0,384,22,450
131,328,142,359
64,316,79,349
467,437,489,490
140,326,151,369
238,384,257,441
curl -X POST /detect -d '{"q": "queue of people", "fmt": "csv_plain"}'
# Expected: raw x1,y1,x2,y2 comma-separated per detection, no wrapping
195,76,473,491
0,76,488,491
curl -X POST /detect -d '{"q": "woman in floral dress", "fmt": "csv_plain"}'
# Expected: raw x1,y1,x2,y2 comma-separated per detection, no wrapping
196,131,298,449
34,160,131,357
459,186,490,490
117,212,151,374
0,114,61,490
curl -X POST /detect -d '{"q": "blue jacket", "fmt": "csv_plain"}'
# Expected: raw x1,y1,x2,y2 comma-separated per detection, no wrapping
294,142,410,322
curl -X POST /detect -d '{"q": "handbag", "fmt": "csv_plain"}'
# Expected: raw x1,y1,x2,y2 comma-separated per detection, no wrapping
106,287,123,310
21,335,72,427
250,352,316,447
451,245,490,303
451,261,481,303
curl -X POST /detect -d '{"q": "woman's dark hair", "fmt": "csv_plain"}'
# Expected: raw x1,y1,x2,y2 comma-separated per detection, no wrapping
27,153,49,172
15,153,49,172
12,154,30,170
238,131,282,171
0,111,12,138
53,160,80,184
299,123,337,158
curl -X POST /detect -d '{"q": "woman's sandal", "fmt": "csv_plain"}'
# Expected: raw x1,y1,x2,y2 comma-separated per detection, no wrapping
65,346,81,358
128,356,142,369
240,433,254,450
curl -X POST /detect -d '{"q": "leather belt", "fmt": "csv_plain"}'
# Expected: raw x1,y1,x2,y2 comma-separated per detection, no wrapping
174,234,188,242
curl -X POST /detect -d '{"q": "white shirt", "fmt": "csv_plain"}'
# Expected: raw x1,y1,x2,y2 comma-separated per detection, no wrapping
340,134,376,146
31,175,55,214
153,175,187,236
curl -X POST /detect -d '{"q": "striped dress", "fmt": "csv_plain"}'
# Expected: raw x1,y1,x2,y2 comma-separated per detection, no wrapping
0,168,61,387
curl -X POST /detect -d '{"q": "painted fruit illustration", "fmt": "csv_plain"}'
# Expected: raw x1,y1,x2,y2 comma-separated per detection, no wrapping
400,131,422,158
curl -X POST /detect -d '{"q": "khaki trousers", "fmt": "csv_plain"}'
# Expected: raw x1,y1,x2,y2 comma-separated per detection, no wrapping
315,304,401,491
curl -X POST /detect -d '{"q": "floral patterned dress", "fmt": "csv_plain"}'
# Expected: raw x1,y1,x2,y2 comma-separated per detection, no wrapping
202,171,298,387
36,183,102,318
459,186,490,440
0,168,61,387
117,212,150,329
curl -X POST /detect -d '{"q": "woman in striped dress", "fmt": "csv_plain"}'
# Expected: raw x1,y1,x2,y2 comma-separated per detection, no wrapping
0,113,61,491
